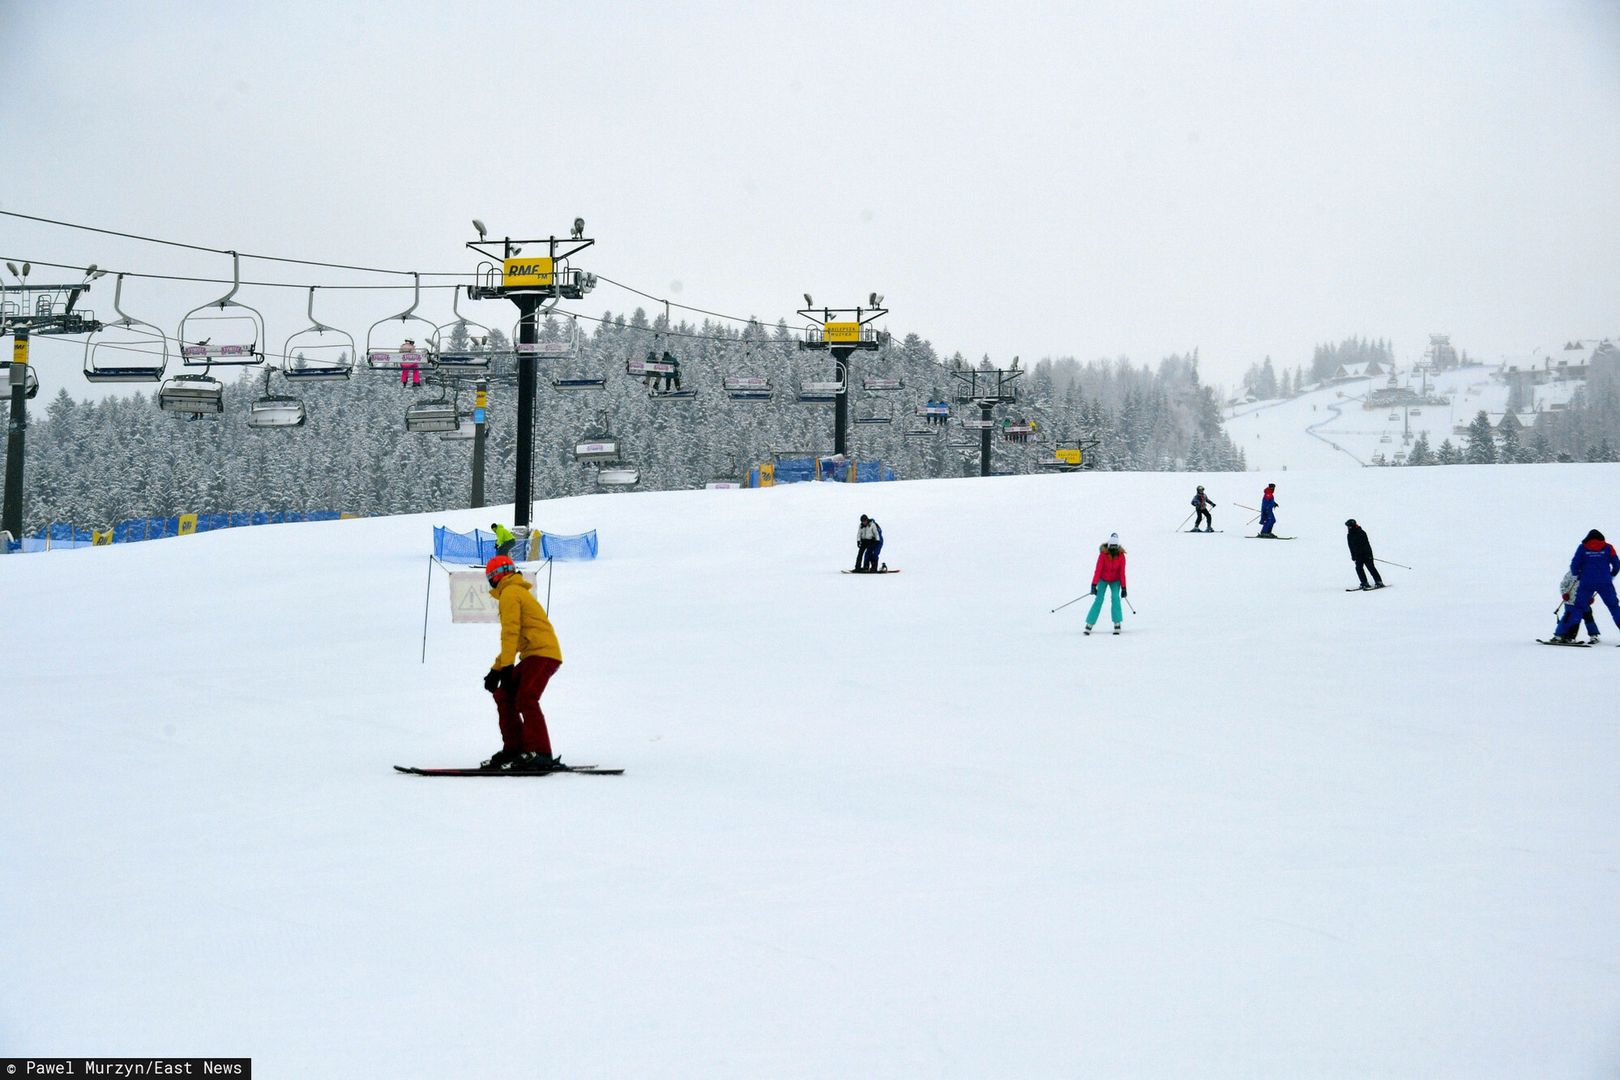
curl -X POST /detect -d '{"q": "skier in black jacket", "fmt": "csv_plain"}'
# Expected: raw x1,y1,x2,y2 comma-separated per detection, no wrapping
1190,486,1216,532
1346,519,1383,589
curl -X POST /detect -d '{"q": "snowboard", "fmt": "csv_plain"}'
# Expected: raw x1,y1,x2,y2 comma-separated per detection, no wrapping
395,764,625,776
842,569,901,574
1535,638,1591,648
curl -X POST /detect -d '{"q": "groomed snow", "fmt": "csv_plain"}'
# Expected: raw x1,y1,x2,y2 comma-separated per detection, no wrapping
4,465,1619,1077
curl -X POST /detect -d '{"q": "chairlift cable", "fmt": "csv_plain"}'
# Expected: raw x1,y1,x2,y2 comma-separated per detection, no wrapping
0,209,469,278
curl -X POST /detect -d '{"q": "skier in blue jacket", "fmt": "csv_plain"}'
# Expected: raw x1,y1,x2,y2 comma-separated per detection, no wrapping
1552,529,1620,642
1258,483,1279,537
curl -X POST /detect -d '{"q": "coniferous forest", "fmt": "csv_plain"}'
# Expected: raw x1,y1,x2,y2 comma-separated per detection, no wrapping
3,311,1246,532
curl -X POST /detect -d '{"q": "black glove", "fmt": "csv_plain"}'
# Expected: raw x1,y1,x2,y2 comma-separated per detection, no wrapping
483,669,503,693
1090,585,1097,595
1121,588,1127,598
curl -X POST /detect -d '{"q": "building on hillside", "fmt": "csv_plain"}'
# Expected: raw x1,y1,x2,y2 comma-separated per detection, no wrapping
1330,360,1387,382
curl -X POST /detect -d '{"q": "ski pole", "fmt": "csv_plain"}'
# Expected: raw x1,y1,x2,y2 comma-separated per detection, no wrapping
1235,503,1260,513
1175,511,1194,532
1050,593,1090,613
1373,557,1411,570
1124,596,1137,615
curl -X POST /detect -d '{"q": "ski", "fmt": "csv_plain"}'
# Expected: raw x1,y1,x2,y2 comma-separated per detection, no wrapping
394,764,625,776
1246,535,1295,540
1535,639,1591,648
1185,529,1223,534
842,569,901,574
1345,586,1390,592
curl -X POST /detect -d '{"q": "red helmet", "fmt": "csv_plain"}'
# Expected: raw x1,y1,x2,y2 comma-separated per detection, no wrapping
485,555,517,586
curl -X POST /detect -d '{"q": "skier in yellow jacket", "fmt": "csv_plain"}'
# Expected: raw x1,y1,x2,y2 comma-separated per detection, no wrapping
481,555,564,771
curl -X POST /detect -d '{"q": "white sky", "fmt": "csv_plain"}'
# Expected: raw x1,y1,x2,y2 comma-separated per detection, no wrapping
4,0,1618,396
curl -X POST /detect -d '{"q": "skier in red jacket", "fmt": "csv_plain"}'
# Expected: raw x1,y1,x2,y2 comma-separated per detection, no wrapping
1085,533,1128,636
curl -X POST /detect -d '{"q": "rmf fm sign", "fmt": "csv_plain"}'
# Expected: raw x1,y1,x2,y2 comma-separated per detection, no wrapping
503,257,555,288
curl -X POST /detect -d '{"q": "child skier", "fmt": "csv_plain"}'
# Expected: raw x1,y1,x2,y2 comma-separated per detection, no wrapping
1551,529,1620,643
1559,569,1601,644
481,555,564,771
1084,533,1128,635
1191,486,1216,532
1258,483,1279,537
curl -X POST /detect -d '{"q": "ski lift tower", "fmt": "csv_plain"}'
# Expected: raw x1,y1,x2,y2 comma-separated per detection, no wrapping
465,220,597,527
2,263,105,543
797,294,888,458
951,362,1022,477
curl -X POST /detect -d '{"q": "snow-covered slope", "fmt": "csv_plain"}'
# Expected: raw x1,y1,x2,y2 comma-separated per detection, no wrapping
1226,364,1582,471
5,466,1620,1077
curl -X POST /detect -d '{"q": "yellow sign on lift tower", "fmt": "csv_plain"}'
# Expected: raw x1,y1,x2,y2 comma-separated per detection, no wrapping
823,321,861,344
502,257,555,289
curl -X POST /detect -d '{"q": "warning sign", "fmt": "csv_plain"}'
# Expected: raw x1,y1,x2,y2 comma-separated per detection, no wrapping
449,572,501,623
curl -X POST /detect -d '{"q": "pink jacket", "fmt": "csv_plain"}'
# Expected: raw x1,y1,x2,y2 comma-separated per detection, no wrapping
1091,545,1127,589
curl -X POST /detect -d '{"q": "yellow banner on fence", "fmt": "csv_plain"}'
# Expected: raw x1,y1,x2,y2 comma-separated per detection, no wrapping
177,513,198,535
92,529,114,546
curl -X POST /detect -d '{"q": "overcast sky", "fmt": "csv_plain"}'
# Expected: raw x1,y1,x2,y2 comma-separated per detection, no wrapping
4,0,1618,396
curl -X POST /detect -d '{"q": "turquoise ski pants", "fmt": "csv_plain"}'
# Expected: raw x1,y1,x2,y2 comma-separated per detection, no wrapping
1086,581,1123,627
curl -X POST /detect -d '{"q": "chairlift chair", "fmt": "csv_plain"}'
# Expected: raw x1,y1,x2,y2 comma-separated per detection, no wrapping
178,252,265,366
440,419,477,442
366,273,438,374
724,375,773,402
549,321,605,389
574,438,621,463
246,366,307,429
158,371,225,416
404,378,462,433
432,289,499,371
596,465,640,488
855,413,892,425
0,362,40,400
283,287,357,383
862,377,903,392
515,312,582,360
83,274,169,383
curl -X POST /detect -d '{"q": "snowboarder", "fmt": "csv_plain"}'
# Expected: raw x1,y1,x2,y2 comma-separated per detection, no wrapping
855,514,884,572
1084,533,1127,635
1551,529,1620,643
1258,483,1279,537
1191,486,1216,532
491,521,518,559
481,555,564,771
1560,569,1602,644
1345,519,1384,589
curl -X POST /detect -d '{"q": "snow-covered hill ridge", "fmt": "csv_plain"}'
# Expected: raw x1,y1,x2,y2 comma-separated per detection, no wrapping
1226,363,1584,470
4,465,1619,1078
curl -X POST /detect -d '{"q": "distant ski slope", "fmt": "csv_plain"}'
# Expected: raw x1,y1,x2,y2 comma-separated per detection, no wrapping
1225,364,1580,471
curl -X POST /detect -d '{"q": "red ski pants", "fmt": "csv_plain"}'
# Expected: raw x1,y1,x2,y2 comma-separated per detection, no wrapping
492,656,559,755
